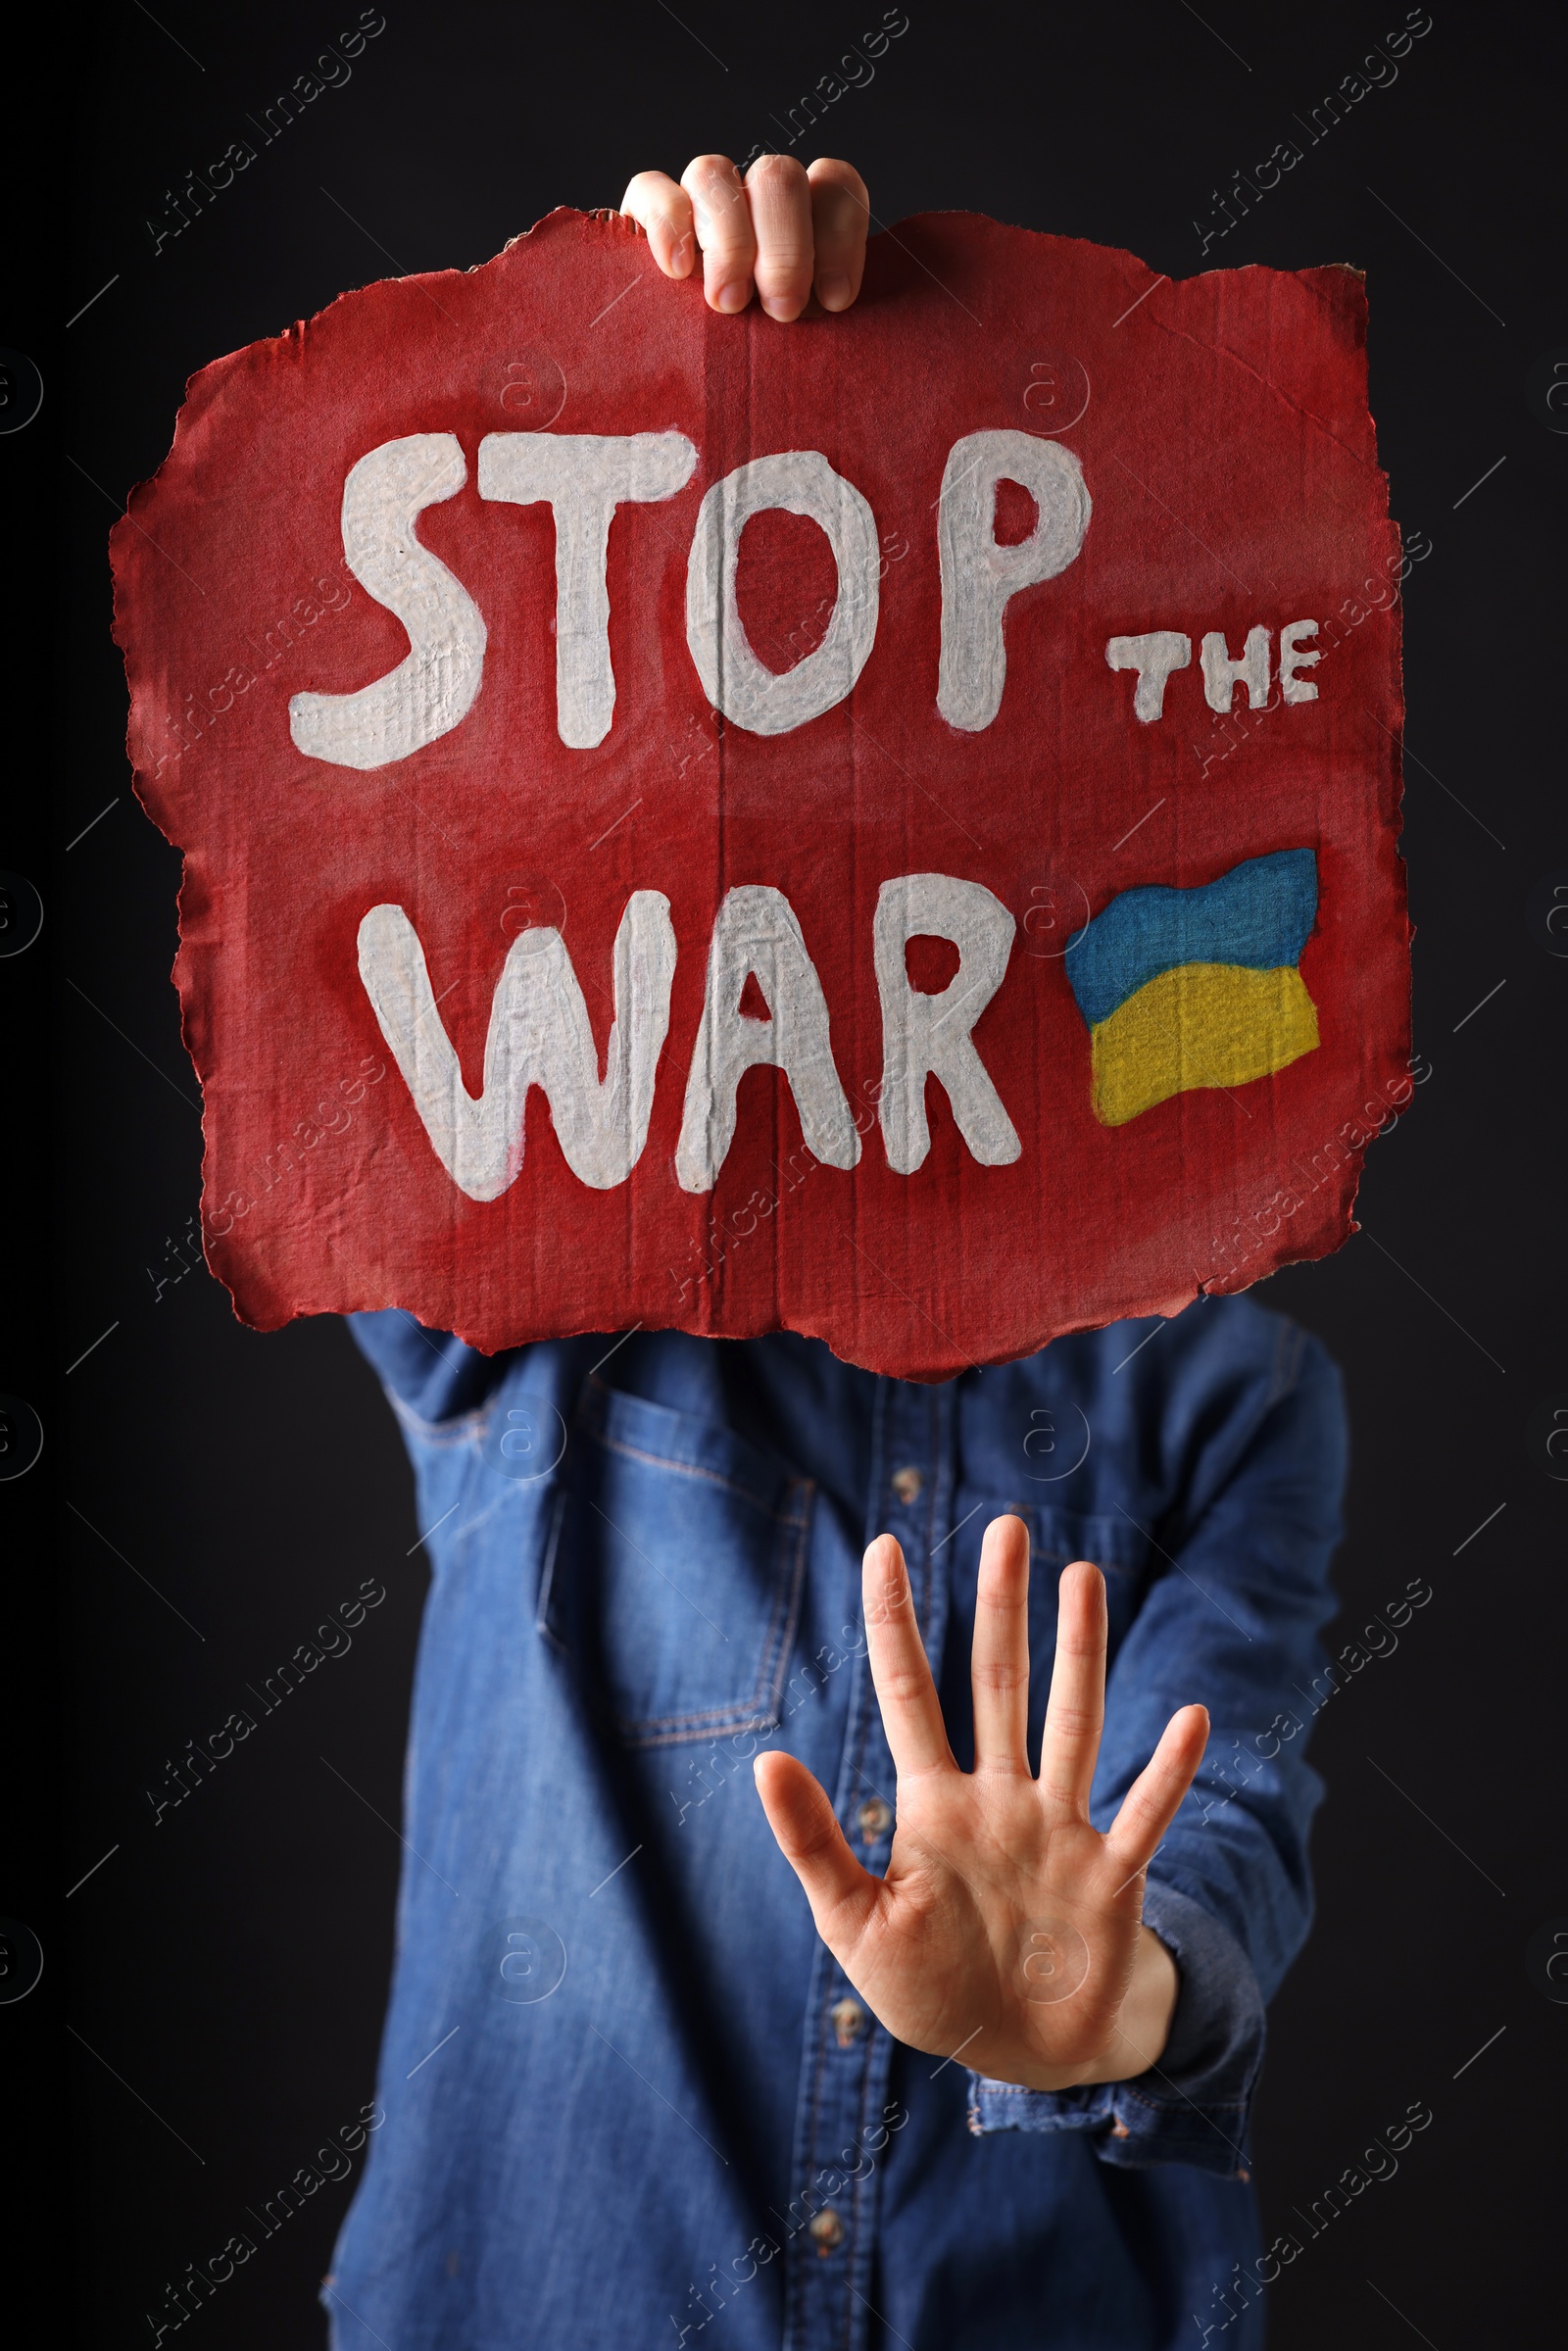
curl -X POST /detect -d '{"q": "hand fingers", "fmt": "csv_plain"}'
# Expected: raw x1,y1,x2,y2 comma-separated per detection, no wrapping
620,170,696,277
807,159,869,311
680,153,756,314
743,154,815,321
864,1533,956,1779
970,1514,1032,1774
754,1750,881,1947
1103,1705,1210,1884
1036,1560,1107,1814
632,154,871,319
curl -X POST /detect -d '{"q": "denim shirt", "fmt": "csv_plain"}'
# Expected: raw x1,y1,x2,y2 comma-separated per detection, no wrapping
325,1295,1346,2351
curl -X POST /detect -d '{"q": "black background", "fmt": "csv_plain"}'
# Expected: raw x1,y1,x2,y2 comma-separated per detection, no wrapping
7,1,1565,2341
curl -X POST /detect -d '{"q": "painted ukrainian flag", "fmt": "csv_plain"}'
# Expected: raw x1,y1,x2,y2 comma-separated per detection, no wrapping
1067,849,1320,1127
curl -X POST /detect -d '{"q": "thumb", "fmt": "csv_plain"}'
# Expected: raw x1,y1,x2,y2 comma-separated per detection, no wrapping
753,1751,882,1951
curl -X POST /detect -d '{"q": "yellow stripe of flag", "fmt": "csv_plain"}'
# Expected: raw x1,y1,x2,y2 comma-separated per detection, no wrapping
1089,963,1319,1128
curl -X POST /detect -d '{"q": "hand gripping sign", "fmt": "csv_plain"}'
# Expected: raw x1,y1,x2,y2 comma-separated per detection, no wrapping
112,211,1409,1379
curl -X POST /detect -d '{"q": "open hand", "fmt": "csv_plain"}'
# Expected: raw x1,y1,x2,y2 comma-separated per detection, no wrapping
754,1516,1210,2090
620,154,870,320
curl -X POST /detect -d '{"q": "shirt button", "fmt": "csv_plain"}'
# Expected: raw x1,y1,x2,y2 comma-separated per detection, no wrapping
857,1795,893,1840
829,1996,867,2047
891,1465,923,1504
808,2209,845,2255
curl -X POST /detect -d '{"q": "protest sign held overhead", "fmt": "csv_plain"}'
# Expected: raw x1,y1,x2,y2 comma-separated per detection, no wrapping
112,209,1409,1377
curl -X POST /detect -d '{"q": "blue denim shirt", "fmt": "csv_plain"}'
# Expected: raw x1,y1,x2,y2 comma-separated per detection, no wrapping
325,1295,1345,2351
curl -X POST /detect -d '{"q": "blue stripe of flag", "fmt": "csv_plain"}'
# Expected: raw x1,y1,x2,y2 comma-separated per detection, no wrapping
1066,849,1319,1031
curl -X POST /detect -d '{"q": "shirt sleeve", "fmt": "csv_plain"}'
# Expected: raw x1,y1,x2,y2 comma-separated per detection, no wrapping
346,1307,514,1425
967,1320,1347,2176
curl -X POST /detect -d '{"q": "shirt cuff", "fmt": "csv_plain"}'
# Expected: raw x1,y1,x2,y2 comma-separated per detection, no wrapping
964,1883,1263,2177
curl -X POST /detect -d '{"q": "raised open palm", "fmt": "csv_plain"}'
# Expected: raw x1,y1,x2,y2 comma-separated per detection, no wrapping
754,1515,1209,2090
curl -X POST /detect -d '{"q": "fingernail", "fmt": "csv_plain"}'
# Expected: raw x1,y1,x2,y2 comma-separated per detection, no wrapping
760,293,799,321
713,280,750,314
816,272,851,311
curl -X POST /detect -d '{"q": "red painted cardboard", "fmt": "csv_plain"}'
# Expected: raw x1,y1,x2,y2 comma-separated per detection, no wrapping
112,210,1409,1378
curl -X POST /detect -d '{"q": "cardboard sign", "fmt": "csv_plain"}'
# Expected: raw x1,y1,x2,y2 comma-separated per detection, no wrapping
112,210,1409,1379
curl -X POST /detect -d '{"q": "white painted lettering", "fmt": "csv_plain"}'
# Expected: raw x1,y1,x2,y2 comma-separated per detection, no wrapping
357,895,676,1199
1279,617,1321,704
874,873,1020,1172
477,430,698,747
685,452,880,735
290,434,486,769
676,886,858,1190
1200,623,1271,712
1105,630,1192,720
937,431,1091,731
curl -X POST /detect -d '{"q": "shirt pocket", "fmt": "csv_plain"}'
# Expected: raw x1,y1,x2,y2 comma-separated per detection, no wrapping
537,1379,813,1749
1025,1504,1152,1665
